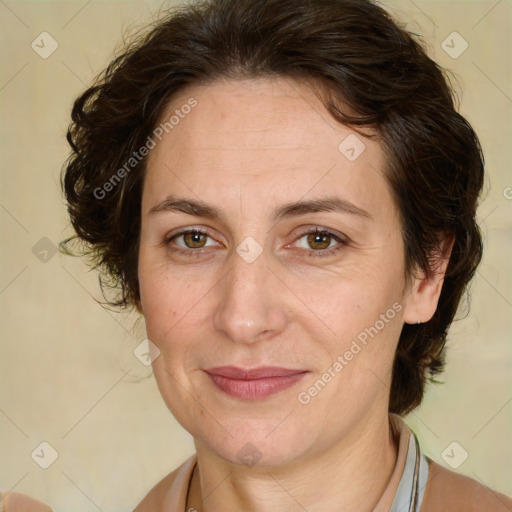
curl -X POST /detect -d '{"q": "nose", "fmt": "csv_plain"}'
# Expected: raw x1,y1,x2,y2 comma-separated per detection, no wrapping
212,247,288,345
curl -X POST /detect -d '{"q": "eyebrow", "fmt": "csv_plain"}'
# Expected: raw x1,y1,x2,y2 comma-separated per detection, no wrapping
148,195,372,222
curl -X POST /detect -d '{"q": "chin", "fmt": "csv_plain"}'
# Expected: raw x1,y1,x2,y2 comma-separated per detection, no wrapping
194,417,315,468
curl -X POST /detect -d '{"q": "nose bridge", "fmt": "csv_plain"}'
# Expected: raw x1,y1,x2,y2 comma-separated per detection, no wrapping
213,247,286,344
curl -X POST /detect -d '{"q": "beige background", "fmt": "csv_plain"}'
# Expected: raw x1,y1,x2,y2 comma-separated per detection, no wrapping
0,0,511,510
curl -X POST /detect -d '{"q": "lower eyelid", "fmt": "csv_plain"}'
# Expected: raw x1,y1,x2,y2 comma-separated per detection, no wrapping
301,238,347,257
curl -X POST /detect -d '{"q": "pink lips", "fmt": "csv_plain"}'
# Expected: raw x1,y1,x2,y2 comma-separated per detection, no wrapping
204,366,308,400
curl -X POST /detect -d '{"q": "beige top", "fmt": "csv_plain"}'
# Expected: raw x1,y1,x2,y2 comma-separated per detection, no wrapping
133,414,512,512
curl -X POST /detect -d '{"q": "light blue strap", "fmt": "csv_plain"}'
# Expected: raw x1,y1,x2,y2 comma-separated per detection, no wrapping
416,444,429,509
389,431,429,512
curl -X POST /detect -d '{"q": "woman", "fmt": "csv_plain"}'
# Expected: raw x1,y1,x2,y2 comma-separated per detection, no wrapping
3,0,510,510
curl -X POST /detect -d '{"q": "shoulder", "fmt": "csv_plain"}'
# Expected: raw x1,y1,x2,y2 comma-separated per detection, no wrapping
133,455,196,512
422,457,512,512
1,492,53,511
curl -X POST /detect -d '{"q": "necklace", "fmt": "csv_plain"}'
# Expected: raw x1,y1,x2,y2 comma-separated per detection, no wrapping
409,432,420,511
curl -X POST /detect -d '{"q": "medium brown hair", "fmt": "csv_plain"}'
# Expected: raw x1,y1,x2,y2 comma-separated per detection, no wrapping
61,0,484,415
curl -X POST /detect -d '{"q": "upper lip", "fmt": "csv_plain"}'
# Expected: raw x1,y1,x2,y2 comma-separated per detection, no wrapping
204,366,307,379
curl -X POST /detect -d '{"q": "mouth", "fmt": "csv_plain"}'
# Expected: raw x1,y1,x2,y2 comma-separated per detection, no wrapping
203,366,309,400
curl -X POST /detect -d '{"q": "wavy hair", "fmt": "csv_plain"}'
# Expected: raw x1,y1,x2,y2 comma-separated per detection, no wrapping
61,0,484,415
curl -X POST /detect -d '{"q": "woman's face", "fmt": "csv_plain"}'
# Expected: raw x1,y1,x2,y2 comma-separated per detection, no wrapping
138,77,416,466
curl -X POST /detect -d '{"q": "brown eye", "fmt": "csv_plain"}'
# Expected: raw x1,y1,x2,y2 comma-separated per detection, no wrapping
182,231,207,248
292,228,348,258
306,232,332,250
166,229,217,252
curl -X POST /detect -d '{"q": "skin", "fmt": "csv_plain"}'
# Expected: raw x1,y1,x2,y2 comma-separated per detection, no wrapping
1,492,53,512
137,76,450,512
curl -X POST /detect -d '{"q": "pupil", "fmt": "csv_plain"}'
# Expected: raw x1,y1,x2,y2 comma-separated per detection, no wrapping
185,232,205,248
309,232,330,249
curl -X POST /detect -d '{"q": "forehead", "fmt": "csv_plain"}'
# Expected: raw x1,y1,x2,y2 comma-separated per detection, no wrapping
142,77,395,220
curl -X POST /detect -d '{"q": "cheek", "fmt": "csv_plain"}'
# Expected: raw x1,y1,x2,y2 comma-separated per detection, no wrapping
295,268,400,336
297,290,403,419
138,257,213,363
139,263,200,408
294,269,404,385
138,256,181,342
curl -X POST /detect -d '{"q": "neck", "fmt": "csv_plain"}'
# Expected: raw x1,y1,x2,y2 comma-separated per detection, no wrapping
187,410,399,512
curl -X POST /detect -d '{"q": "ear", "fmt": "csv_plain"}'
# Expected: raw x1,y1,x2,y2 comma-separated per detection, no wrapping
402,232,455,325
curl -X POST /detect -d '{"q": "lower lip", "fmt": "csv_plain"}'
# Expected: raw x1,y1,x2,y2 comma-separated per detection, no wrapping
206,372,308,400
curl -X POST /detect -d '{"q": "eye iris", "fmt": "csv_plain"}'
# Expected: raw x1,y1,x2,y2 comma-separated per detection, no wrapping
307,232,331,250
184,231,206,248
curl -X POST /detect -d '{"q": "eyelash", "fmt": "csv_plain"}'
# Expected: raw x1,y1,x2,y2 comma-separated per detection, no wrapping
165,227,348,258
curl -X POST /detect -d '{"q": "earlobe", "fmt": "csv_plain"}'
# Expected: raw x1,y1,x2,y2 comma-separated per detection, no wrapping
402,233,455,325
